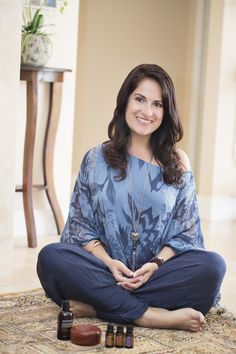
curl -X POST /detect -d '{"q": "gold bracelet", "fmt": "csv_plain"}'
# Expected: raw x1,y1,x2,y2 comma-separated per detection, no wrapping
90,241,101,252
86,240,101,253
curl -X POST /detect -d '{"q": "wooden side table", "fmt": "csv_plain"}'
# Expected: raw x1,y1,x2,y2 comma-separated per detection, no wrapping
16,66,71,248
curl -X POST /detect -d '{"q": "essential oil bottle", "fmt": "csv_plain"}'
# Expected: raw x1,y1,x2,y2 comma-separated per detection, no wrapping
125,325,134,348
57,300,73,340
105,323,115,347
115,325,124,348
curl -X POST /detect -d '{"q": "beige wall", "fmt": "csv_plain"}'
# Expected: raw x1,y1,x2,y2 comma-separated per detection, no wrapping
197,0,236,220
73,0,236,221
1,0,235,248
73,0,200,180
213,0,236,196
197,0,225,196
0,0,21,243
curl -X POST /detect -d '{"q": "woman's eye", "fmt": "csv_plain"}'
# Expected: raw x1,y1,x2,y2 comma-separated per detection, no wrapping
135,96,144,102
154,101,163,108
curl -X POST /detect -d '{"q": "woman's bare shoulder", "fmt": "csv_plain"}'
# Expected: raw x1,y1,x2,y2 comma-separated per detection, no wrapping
176,148,192,171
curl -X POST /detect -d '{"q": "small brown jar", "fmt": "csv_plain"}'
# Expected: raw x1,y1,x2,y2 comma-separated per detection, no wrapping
70,324,101,346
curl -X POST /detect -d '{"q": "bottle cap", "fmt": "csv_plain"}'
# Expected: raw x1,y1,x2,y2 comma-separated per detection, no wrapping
107,324,114,332
116,325,124,333
126,325,133,334
61,300,70,311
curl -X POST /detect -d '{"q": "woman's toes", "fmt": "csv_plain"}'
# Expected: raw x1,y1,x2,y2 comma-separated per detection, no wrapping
198,311,206,324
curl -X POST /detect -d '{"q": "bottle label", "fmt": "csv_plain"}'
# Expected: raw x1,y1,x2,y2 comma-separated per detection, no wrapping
61,319,73,329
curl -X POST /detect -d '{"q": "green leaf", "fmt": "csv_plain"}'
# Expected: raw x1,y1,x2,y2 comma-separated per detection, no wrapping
31,10,43,33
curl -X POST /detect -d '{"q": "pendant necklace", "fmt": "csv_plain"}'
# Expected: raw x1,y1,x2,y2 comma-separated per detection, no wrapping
127,158,152,271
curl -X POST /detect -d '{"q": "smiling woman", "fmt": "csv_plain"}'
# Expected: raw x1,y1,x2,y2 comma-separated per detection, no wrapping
104,64,184,184
37,63,226,332
125,78,164,141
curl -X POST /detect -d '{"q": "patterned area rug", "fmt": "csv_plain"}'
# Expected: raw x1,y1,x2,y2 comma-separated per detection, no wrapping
0,288,236,354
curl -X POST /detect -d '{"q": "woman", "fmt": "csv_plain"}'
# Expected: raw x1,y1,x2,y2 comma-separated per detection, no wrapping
37,64,226,332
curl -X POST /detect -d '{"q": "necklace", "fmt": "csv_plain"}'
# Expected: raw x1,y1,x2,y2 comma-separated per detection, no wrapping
127,158,152,271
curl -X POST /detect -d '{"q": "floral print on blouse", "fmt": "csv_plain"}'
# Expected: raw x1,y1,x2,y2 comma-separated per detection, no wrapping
61,144,205,270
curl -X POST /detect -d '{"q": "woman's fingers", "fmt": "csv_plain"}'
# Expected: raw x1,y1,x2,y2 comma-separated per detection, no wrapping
108,260,133,282
117,275,147,290
133,269,143,277
110,260,154,287
120,265,134,278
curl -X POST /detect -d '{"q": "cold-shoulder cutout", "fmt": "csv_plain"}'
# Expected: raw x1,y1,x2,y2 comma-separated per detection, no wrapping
176,148,191,172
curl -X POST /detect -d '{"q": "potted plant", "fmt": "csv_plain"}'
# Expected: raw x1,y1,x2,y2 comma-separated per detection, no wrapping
21,0,68,67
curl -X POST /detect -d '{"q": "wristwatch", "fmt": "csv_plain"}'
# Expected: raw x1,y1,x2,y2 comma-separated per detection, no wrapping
150,256,165,267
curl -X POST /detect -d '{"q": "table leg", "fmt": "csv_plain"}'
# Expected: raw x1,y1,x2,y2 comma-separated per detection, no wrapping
23,75,38,248
43,81,64,235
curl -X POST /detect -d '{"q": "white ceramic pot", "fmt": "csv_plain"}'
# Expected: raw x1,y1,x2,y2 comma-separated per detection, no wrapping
21,34,52,67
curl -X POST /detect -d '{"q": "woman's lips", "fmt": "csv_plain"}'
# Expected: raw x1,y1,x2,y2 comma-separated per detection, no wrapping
136,116,153,125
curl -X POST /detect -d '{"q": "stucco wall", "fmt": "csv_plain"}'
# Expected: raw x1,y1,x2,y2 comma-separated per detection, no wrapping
0,0,21,242
73,0,199,180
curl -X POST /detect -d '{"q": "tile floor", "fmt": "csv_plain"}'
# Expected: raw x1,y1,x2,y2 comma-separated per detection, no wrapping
0,220,235,314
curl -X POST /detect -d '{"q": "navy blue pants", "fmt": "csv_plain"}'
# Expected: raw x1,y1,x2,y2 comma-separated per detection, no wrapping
37,243,226,323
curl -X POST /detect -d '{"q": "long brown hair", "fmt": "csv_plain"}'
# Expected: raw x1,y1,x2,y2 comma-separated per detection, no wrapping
103,64,184,184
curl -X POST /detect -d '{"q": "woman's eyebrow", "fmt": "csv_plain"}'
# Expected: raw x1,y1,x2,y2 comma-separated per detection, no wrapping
134,93,163,102
134,93,146,98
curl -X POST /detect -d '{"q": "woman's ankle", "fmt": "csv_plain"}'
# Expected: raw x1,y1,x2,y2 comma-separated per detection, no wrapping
134,307,206,332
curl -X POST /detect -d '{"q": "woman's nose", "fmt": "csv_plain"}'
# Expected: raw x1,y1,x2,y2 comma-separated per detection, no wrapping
142,103,153,117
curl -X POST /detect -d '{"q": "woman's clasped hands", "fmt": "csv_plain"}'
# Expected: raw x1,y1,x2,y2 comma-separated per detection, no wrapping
107,259,158,291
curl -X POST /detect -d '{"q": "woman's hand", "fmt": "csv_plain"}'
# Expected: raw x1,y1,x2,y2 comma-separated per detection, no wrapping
84,243,133,282
117,262,158,290
107,259,134,283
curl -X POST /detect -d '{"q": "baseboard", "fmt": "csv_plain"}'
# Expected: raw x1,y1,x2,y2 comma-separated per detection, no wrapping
13,209,57,237
198,195,236,221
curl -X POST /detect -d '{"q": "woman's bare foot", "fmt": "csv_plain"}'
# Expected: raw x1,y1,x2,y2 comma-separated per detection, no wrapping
69,302,205,332
69,300,96,318
134,307,206,332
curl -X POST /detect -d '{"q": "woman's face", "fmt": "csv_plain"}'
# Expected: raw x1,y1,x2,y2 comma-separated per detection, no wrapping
125,78,164,140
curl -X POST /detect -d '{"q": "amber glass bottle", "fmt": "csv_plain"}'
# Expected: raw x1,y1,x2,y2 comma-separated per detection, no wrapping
115,325,124,348
105,324,115,347
57,300,73,340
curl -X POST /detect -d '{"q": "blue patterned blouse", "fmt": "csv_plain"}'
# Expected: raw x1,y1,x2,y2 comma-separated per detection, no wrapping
61,144,205,270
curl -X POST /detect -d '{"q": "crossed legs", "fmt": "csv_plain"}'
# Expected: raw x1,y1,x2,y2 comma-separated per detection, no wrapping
37,243,226,332
70,301,206,332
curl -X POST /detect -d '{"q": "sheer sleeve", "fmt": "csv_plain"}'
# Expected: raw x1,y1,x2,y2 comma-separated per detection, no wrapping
163,172,205,253
60,149,100,246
